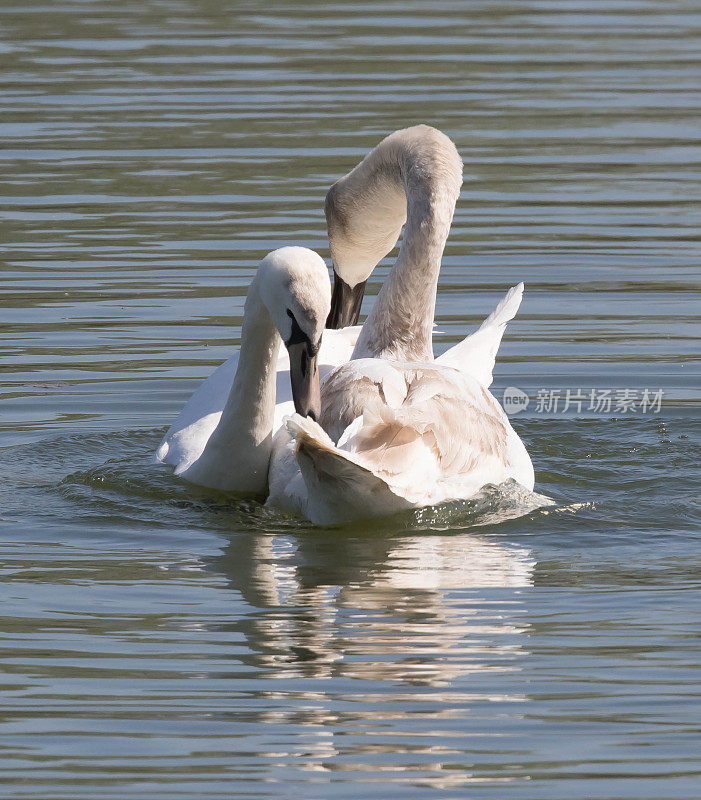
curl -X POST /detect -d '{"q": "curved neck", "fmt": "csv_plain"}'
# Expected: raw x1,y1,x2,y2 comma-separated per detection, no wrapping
327,126,462,362
354,185,457,362
185,279,280,494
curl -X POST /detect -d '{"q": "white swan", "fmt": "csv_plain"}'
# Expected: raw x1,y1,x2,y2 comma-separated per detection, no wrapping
166,246,330,494
267,126,534,524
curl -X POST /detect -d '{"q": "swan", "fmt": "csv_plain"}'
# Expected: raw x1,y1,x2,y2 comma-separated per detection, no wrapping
166,246,331,494
267,126,534,524
324,124,516,383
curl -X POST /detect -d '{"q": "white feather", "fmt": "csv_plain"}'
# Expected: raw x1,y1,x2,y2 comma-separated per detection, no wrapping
436,283,524,387
269,355,534,525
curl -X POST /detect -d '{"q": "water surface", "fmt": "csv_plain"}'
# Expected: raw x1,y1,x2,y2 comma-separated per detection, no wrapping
1,1,700,798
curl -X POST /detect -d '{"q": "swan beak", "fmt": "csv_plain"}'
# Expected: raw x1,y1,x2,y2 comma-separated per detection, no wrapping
326,271,366,329
287,341,321,422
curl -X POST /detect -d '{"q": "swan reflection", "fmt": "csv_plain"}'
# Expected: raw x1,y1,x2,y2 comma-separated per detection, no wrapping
214,528,534,686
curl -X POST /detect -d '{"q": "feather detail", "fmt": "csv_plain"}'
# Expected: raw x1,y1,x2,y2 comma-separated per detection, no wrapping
285,415,412,524
282,355,531,524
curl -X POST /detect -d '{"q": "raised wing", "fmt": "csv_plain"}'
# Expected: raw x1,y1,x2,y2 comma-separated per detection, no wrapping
436,282,523,387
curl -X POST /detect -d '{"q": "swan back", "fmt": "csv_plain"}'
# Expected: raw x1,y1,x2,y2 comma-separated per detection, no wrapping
320,359,511,488
285,359,533,524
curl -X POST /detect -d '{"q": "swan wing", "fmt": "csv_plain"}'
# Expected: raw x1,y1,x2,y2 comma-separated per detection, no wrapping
319,356,409,443
436,283,523,387
288,360,531,523
284,414,413,524
343,366,513,496
155,352,239,471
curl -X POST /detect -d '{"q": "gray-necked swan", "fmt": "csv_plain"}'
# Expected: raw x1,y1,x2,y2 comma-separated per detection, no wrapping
267,126,534,523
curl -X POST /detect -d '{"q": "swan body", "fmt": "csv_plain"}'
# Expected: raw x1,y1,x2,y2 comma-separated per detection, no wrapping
156,326,360,476
166,247,330,494
285,361,533,525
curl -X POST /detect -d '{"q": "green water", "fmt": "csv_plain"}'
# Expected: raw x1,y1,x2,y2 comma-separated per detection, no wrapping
1,1,699,798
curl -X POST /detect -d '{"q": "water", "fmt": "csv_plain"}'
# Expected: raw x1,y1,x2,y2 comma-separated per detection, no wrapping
1,1,700,797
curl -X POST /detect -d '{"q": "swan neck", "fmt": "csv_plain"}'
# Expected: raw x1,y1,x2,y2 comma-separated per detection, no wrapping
353,182,458,362
328,126,462,362
226,285,280,436
187,279,280,493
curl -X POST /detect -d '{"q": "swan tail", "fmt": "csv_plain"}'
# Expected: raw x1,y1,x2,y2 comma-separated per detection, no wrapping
285,415,412,524
477,281,524,333
436,282,524,387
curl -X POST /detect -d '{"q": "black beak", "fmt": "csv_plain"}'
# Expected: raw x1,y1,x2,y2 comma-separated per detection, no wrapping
326,271,366,329
286,341,321,421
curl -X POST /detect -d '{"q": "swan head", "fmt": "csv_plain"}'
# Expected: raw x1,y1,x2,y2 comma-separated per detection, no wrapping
324,125,463,330
257,247,330,421
324,162,406,330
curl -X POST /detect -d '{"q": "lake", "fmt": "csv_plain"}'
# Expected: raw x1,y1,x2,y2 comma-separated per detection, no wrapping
1,1,699,798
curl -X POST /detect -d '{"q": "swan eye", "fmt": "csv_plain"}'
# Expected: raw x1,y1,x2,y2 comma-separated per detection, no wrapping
285,308,317,357
284,309,308,349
